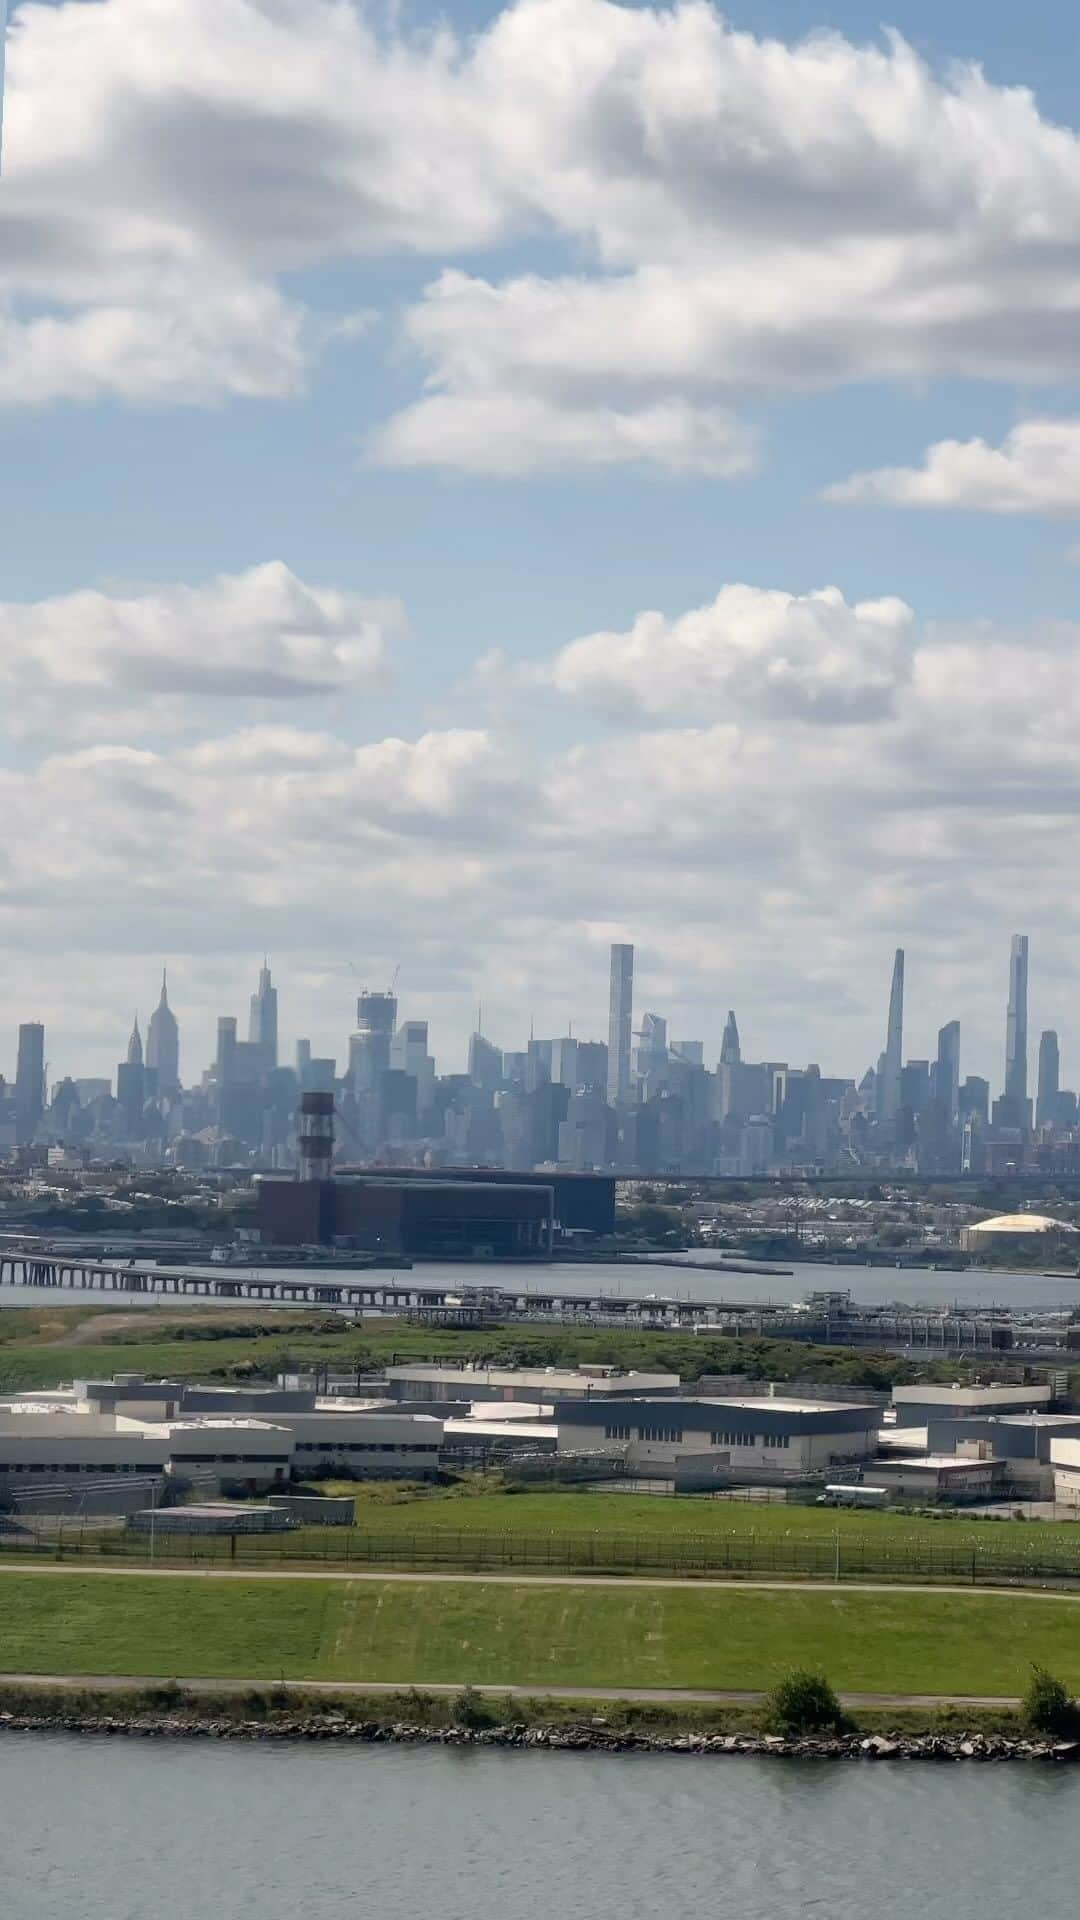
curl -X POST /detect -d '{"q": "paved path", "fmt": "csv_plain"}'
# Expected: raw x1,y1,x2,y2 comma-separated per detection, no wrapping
0,1560,1074,1601
0,1672,1023,1709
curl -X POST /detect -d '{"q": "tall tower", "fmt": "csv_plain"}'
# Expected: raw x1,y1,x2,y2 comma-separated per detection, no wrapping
1037,1029,1060,1130
126,1014,143,1067
720,1010,741,1068
147,970,180,1092
14,1022,44,1147
1005,934,1029,1106
248,960,278,1074
879,949,904,1122
606,943,634,1107
935,1020,960,1127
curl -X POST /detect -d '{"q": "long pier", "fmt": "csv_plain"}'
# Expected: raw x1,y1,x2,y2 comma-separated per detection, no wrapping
0,1251,1039,1351
0,1252,765,1324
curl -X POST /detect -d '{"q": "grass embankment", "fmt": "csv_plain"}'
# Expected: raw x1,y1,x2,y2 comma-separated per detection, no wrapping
3,1571,1080,1698
0,1302,931,1392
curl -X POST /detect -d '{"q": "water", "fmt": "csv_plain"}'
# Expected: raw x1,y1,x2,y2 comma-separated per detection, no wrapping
2,1255,1079,1313
2,1736,1077,1919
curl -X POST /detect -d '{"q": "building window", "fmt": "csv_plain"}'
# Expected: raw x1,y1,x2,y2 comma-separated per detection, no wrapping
639,1426,683,1444
605,1424,631,1441
709,1430,743,1448
761,1434,791,1449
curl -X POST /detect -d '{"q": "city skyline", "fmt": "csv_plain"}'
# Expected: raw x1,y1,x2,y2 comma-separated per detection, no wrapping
5,927,1076,1106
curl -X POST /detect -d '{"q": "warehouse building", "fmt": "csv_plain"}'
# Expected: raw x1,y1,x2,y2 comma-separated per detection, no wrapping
0,1406,170,1488
891,1382,1053,1427
257,1173,554,1255
1051,1437,1080,1508
382,1363,679,1406
871,1450,1007,1503
556,1395,880,1476
0,1375,445,1498
925,1412,1080,1497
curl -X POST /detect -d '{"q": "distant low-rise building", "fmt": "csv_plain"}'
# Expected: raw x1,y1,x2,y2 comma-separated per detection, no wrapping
556,1395,880,1476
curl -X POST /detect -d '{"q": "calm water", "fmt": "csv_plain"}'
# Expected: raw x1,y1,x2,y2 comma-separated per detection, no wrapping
3,1737,1078,1919
2,1255,1080,1313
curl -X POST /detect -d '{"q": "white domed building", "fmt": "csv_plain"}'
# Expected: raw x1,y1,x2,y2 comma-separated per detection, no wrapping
960,1212,1079,1255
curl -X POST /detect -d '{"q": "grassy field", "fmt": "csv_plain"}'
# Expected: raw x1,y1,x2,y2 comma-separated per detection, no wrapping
2,1571,1080,1695
0,1302,932,1393
336,1487,1063,1547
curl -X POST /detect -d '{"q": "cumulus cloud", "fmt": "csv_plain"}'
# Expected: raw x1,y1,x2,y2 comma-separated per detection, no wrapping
9,0,1080,437
371,388,755,478
541,584,915,722
9,577,1080,1078
0,563,402,738
825,418,1080,516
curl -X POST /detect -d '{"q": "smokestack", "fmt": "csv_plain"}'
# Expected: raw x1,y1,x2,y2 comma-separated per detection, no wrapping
298,1090,334,1181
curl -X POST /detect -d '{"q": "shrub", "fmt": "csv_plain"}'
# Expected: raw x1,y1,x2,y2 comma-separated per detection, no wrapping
454,1685,495,1729
1023,1667,1074,1737
765,1670,847,1736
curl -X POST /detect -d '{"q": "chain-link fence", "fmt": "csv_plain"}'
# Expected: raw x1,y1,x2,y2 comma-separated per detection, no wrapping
5,1519,1080,1586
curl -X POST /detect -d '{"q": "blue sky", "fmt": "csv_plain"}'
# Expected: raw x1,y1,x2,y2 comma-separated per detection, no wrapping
3,0,1080,1088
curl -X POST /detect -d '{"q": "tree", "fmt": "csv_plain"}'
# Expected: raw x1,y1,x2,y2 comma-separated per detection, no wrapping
1023,1667,1074,1737
765,1669,847,1735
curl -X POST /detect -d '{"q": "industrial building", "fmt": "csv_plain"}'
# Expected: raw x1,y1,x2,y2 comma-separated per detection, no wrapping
1050,1438,1080,1508
257,1172,555,1256
871,1450,1007,1503
382,1363,679,1405
0,1374,445,1500
555,1394,880,1476
923,1412,1080,1497
891,1382,1053,1427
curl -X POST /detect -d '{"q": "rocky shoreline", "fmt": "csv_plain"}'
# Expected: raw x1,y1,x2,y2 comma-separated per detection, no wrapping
1,1710,1077,1760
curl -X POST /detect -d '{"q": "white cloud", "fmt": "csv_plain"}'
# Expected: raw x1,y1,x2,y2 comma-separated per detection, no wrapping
0,563,402,738
825,418,1080,516
9,0,1080,435
10,574,1080,1083
542,584,915,721
372,386,755,477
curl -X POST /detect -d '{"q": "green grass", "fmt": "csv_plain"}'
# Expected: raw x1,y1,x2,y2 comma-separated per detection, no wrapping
0,1304,924,1393
339,1487,1080,1560
2,1572,1080,1696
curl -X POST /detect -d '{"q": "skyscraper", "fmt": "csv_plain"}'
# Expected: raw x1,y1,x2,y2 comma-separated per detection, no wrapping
349,991,398,1093
117,1016,145,1137
606,943,634,1107
720,1010,741,1068
248,961,278,1075
126,1014,143,1067
935,1020,960,1127
1005,933,1029,1106
146,971,180,1092
15,1022,44,1147
1037,1029,1060,1130
879,948,904,1123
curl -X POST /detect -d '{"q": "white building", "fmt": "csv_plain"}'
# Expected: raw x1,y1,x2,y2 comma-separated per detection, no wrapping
1050,1436,1080,1508
383,1363,679,1405
557,1395,879,1476
892,1383,1053,1427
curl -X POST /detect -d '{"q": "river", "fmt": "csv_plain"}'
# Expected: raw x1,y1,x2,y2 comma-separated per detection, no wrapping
3,1737,1076,1919
2,1255,1078,1314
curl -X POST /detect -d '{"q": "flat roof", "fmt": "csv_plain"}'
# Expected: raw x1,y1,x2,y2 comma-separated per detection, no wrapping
997,1413,1080,1427
698,1396,878,1415
444,1418,556,1440
894,1384,1051,1403
881,1454,1001,1471
164,1419,292,1433
387,1365,678,1390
